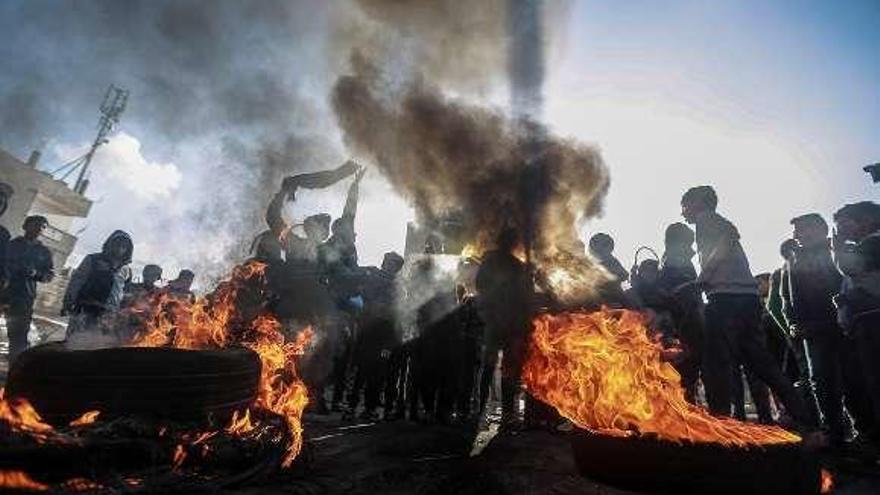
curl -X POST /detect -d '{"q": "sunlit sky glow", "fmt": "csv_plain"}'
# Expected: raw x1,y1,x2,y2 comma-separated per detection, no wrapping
2,1,877,282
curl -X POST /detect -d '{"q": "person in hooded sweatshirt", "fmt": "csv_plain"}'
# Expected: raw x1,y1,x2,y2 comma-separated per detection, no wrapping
63,230,133,339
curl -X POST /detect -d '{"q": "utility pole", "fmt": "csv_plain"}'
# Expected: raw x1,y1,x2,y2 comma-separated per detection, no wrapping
73,85,129,195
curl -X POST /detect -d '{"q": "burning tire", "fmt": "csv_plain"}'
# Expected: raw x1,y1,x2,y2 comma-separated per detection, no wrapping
570,430,820,495
5,343,261,426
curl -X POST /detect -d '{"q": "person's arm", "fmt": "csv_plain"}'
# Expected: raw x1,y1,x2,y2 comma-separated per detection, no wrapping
35,246,54,283
63,255,93,313
780,264,798,332
341,166,366,221
767,269,789,333
265,189,289,238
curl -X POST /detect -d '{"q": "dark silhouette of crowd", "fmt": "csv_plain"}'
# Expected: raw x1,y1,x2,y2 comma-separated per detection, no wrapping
3,165,880,461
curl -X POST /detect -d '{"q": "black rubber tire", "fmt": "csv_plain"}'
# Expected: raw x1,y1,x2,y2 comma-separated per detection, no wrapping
570,431,820,495
5,343,261,427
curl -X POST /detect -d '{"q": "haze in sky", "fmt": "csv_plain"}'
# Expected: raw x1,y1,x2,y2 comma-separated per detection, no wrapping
1,0,876,284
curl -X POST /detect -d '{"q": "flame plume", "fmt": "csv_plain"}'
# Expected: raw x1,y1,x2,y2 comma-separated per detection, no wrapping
130,260,311,467
523,309,800,446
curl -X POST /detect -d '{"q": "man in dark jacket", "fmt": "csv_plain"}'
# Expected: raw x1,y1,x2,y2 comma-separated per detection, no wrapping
782,214,847,443
476,227,533,427
5,215,54,361
346,252,404,421
63,230,133,339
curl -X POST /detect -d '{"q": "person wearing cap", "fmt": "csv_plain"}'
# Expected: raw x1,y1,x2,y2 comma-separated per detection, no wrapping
4,215,54,361
0,182,14,291
782,214,846,444
681,186,814,430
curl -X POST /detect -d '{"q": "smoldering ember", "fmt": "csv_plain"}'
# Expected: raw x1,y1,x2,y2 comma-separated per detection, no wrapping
0,1,878,494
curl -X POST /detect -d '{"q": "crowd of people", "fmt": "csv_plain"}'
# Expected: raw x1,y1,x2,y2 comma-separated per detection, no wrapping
2,163,880,458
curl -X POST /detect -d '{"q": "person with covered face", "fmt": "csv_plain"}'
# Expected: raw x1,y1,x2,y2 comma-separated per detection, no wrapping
475,227,533,428
63,230,133,338
4,215,54,361
680,186,814,430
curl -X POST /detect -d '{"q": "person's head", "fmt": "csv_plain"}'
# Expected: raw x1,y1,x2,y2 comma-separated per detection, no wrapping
381,251,404,275
142,264,162,286
496,227,519,254
664,222,695,251
755,273,771,298
858,233,880,272
779,238,798,262
635,259,660,286
331,218,356,245
680,186,718,224
22,215,48,240
103,230,133,262
174,269,195,291
0,182,14,217
791,213,829,248
588,233,615,258
304,213,331,242
833,202,880,243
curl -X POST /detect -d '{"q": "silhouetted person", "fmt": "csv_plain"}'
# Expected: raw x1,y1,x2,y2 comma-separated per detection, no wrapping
125,264,163,300
659,222,704,402
681,186,813,429
347,251,404,421
833,201,880,444
166,269,196,301
589,233,629,284
781,214,847,443
64,230,134,338
476,227,533,427
5,216,54,361
256,160,359,265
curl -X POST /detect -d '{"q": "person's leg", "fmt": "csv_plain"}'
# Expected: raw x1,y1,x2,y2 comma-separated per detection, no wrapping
732,364,747,421
702,298,734,416
853,319,880,440
6,305,33,363
744,368,774,424
479,343,500,417
841,333,879,443
738,298,815,429
805,330,847,441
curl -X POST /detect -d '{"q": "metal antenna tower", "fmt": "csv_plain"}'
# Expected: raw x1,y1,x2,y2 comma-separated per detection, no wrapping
69,85,129,194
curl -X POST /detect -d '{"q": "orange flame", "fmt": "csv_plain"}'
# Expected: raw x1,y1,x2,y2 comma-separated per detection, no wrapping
69,410,100,427
0,388,54,441
523,309,801,446
820,469,834,494
61,478,103,492
0,470,48,491
172,444,187,470
130,260,312,467
226,409,255,435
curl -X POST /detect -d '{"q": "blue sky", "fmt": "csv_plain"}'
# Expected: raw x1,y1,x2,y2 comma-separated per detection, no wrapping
547,0,879,273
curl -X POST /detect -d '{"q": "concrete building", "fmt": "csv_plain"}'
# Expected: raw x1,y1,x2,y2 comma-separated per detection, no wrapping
0,147,92,317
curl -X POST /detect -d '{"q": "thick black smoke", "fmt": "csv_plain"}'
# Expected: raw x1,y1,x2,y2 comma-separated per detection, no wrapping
332,57,611,301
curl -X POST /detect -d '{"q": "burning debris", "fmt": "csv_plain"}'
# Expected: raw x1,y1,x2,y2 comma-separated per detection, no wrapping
0,260,312,491
523,309,799,446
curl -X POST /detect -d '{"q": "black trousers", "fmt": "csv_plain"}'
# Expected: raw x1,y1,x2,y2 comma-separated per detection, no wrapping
6,303,33,363
849,314,880,441
802,325,848,439
703,294,814,428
